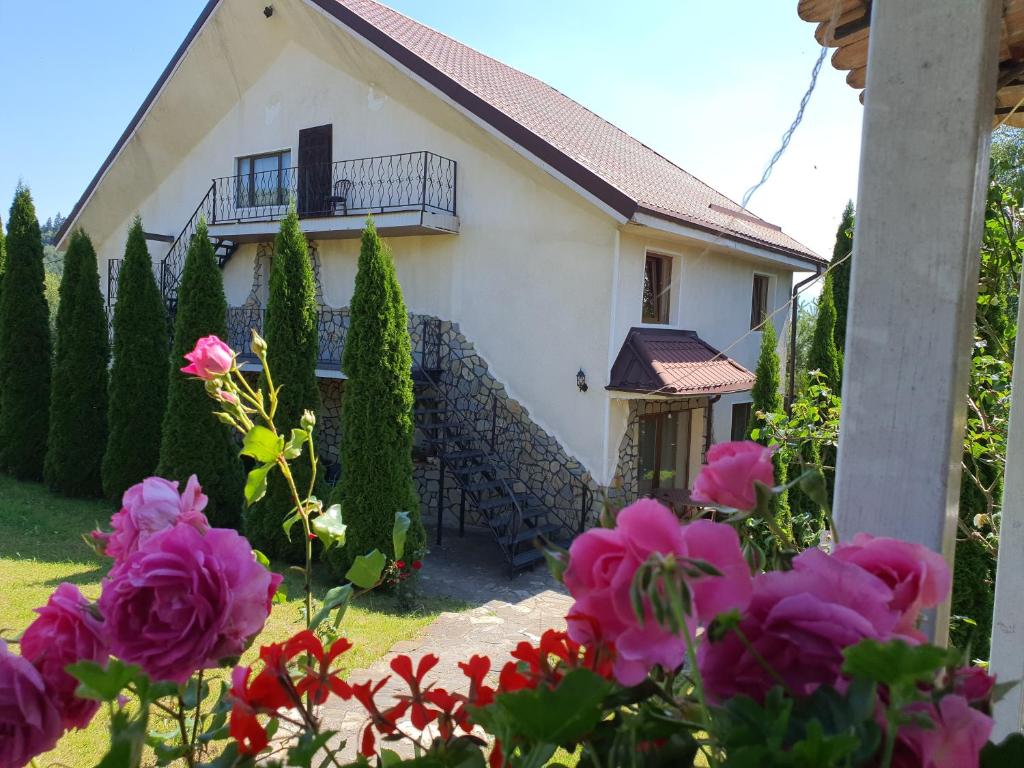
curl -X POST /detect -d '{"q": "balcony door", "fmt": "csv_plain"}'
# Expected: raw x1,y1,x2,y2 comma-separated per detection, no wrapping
298,124,332,216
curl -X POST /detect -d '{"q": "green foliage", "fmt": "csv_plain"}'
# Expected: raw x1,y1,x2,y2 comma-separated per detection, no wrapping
747,320,789,524
157,219,243,527
44,230,108,496
245,208,322,560
102,217,170,500
327,218,424,576
807,274,841,393
0,186,52,479
829,201,855,364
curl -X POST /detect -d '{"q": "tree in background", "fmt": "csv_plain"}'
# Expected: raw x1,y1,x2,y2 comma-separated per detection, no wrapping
829,201,855,369
44,230,108,496
245,209,322,561
103,217,169,500
746,319,789,524
807,274,842,393
158,220,243,528
0,187,51,479
327,218,425,576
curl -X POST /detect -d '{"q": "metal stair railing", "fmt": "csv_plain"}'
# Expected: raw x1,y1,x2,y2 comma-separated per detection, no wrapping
159,182,216,311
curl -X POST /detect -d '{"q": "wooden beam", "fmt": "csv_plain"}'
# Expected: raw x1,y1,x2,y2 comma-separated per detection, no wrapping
832,0,1001,642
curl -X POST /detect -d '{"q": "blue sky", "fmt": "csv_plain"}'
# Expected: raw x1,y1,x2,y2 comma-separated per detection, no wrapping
0,0,862,258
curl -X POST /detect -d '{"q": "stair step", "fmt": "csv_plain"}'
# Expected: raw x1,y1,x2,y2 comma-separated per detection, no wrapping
465,478,505,494
477,493,528,511
511,547,545,569
500,522,561,546
417,421,462,432
490,506,548,528
450,464,488,478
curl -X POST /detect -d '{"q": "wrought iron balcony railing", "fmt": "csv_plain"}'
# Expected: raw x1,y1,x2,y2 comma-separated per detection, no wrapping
226,307,442,372
209,151,457,224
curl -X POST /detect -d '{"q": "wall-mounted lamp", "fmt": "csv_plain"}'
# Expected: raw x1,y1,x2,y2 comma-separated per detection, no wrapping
263,5,274,18
576,368,588,393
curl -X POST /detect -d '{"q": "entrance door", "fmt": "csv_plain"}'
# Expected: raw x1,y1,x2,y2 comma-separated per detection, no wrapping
637,409,692,496
298,124,332,216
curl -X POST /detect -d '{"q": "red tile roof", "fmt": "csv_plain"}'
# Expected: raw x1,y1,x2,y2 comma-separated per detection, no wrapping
321,0,822,264
58,0,823,265
608,328,756,396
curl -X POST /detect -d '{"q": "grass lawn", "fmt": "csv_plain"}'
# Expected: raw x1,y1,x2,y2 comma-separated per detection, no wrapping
0,475,461,767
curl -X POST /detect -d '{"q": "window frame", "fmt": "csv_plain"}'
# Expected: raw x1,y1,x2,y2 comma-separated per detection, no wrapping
642,252,673,325
731,401,752,442
637,409,693,493
750,273,771,330
235,149,292,209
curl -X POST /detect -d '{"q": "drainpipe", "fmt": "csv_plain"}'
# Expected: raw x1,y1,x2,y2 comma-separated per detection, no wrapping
704,394,721,459
787,266,823,413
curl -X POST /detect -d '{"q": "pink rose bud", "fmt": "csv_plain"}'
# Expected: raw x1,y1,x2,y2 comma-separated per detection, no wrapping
216,389,240,406
691,440,775,511
181,335,234,381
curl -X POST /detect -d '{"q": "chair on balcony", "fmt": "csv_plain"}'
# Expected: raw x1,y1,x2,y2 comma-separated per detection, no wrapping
328,179,353,215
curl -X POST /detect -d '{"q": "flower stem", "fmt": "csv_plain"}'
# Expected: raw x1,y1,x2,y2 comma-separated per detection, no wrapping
681,626,717,768
190,670,203,755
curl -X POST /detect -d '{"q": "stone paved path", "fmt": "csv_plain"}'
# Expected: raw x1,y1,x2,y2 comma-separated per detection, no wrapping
319,528,572,759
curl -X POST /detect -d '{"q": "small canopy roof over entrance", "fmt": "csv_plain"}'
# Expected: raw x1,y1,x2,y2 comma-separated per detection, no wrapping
607,328,755,397
799,0,1024,126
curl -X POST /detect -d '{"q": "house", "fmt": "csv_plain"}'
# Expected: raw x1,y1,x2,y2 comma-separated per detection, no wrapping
56,0,823,569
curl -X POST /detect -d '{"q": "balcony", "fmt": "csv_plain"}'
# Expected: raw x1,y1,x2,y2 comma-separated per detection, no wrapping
208,151,458,241
226,306,442,376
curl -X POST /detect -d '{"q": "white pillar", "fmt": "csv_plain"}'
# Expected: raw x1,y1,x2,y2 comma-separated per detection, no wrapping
832,0,1001,642
991,285,1024,739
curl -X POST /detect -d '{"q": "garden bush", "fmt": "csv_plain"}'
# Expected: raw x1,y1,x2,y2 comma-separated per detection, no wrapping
244,208,322,561
44,230,108,496
102,217,169,500
157,220,243,527
0,186,51,480
327,218,424,576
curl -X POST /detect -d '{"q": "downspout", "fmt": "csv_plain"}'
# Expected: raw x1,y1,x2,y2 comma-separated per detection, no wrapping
705,395,722,459
787,266,823,413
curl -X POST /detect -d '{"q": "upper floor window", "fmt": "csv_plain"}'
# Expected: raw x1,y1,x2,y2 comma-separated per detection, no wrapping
236,150,292,208
643,253,672,324
750,273,770,330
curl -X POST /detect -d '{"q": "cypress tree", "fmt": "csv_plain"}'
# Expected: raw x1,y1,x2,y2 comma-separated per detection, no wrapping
245,209,322,561
0,187,51,479
746,319,789,523
44,231,108,495
102,217,169,500
808,274,842,393
327,218,425,576
158,219,243,527
830,201,855,365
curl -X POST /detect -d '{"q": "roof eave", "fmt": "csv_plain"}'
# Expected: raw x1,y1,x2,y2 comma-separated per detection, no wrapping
632,206,827,269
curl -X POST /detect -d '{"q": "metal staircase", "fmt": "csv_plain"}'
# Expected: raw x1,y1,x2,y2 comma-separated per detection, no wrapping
412,332,591,572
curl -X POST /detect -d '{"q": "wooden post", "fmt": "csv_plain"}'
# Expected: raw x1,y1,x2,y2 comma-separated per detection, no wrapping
991,286,1024,738
832,0,1000,642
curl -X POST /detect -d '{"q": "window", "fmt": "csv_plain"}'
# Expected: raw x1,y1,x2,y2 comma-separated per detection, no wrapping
637,410,691,494
236,150,292,208
731,402,752,442
642,253,672,324
750,274,770,330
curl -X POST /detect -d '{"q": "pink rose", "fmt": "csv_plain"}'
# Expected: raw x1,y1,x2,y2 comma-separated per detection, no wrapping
565,499,751,685
21,584,107,730
833,533,951,640
181,335,234,380
892,694,993,768
952,665,996,705
691,441,775,511
0,641,63,768
99,525,282,683
215,389,240,406
93,475,209,562
699,548,899,702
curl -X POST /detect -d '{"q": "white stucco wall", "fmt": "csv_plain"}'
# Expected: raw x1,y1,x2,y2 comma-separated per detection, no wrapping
80,0,803,489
